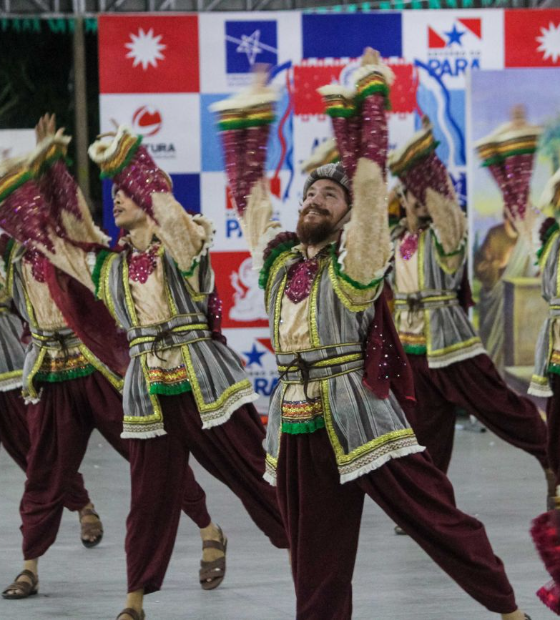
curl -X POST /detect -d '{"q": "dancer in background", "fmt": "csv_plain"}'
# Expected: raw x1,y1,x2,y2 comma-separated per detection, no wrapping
388,117,550,496
0,265,106,551
212,48,530,620
530,168,560,614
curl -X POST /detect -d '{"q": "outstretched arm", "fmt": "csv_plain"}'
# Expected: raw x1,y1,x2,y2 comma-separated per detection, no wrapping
89,126,214,291
0,129,102,293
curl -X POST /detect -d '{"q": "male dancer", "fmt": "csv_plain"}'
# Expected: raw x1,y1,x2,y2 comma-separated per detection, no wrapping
0,269,104,549
0,123,237,605
212,48,529,620
529,169,560,614
388,117,550,485
0,118,288,619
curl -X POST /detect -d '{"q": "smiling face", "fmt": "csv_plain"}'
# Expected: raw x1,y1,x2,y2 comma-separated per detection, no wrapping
113,189,147,230
297,179,350,246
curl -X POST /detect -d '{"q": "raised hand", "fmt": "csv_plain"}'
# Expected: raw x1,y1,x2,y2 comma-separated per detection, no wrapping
361,47,380,66
35,113,57,144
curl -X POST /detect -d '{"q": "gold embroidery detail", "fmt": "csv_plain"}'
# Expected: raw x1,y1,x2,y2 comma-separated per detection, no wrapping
0,369,23,383
328,260,373,312
281,399,323,419
273,273,288,352
99,252,120,323
123,354,164,424
122,256,139,326
321,380,416,465
428,336,482,358
79,344,124,391
265,251,292,312
181,343,253,413
25,347,47,400
308,263,324,347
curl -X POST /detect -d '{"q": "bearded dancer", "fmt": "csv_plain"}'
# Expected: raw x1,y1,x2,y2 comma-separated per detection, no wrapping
529,170,560,615
0,117,288,619
212,48,530,620
0,272,106,550
387,118,549,497
0,119,245,606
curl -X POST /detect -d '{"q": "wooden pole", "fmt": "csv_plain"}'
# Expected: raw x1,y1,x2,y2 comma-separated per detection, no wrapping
72,16,92,209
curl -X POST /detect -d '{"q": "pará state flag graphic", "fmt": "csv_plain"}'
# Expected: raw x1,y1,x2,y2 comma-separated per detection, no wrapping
505,9,560,67
302,13,402,59
98,15,200,94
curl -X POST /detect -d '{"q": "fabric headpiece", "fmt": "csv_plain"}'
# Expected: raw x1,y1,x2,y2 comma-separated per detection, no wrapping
303,162,351,201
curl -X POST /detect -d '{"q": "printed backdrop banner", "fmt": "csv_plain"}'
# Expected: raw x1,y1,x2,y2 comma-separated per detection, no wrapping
97,9,560,412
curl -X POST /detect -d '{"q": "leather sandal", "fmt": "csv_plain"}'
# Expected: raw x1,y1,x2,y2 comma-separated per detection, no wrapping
79,505,104,548
116,609,145,620
2,569,39,599
199,525,227,591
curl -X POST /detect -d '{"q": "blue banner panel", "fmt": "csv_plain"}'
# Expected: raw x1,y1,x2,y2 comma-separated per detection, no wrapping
302,13,402,59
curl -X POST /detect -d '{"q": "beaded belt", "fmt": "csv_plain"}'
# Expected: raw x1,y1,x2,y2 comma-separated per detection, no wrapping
127,314,211,359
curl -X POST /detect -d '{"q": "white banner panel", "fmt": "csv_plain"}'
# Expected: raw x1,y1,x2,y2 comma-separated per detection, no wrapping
0,130,36,160
402,10,505,90
99,93,201,174
199,11,302,94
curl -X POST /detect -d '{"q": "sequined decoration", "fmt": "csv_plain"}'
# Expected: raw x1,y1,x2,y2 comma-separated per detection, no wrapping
503,152,534,220
39,160,83,233
285,258,319,303
128,243,160,284
24,249,48,283
113,146,171,220
361,93,388,179
401,152,453,206
0,181,55,254
220,129,243,215
331,115,360,181
240,124,271,212
399,232,419,260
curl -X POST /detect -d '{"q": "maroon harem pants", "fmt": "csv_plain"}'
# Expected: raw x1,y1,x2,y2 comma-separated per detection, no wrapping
0,387,90,511
277,429,517,620
546,374,560,487
125,392,289,594
406,353,548,473
20,373,210,560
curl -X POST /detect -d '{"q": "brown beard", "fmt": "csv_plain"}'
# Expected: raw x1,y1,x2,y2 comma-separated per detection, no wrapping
296,215,337,246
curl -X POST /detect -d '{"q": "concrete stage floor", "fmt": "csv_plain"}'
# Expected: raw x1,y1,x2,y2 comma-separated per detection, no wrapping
0,426,550,619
